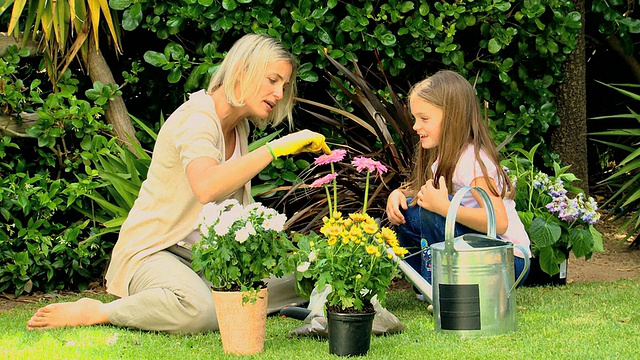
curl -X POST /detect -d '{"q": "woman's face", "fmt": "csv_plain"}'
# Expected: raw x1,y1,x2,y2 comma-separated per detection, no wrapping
410,95,443,149
245,60,292,119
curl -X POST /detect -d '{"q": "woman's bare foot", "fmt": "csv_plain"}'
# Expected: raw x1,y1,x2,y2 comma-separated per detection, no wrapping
26,297,110,330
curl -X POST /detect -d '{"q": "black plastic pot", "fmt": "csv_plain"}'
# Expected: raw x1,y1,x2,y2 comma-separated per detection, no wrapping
522,256,567,287
327,311,375,357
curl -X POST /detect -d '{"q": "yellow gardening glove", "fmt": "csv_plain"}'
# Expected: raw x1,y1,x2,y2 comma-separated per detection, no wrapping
267,130,331,158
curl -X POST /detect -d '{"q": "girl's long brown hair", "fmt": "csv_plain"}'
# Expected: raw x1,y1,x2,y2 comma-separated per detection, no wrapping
406,70,513,199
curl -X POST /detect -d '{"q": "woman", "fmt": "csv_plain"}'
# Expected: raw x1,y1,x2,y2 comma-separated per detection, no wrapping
27,34,329,333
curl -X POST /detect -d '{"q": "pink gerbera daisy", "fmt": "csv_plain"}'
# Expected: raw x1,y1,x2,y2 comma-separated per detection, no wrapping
310,172,338,188
351,157,388,175
314,149,347,166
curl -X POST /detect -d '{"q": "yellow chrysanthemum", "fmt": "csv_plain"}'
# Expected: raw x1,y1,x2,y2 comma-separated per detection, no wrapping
393,245,409,256
328,236,338,246
365,244,379,255
341,237,350,245
349,213,369,223
349,226,363,238
321,224,343,237
379,227,400,247
361,221,378,235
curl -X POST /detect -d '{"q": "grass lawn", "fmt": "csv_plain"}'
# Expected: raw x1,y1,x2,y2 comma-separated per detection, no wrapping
1,278,638,359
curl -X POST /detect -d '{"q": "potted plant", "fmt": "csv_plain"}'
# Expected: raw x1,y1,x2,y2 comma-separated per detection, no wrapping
191,199,295,355
294,149,408,356
502,144,604,286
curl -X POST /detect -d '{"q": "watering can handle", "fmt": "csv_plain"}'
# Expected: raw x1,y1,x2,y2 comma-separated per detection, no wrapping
444,186,497,253
509,244,531,294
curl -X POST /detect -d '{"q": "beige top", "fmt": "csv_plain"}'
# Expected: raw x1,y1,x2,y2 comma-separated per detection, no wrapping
105,90,251,297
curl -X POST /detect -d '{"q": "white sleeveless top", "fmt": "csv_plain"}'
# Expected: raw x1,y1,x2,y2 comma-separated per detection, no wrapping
432,144,531,258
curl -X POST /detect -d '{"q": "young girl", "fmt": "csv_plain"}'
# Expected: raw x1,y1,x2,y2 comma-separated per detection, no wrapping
386,70,530,291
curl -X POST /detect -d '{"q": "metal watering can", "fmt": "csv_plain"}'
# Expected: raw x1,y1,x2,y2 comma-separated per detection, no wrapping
388,186,530,336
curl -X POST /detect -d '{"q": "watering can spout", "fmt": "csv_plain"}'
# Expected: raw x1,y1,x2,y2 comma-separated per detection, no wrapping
386,248,433,304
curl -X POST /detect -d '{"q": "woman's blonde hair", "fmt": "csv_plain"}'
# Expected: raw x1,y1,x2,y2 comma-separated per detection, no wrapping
207,33,297,128
407,70,513,198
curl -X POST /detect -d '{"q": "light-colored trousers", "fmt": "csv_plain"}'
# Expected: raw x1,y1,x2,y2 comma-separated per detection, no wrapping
102,247,305,334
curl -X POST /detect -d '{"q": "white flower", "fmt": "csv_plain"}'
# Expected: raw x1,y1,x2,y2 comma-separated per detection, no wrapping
220,198,241,210
263,213,287,232
297,261,310,272
214,211,237,236
245,202,264,213
235,222,256,243
308,250,317,262
196,202,223,229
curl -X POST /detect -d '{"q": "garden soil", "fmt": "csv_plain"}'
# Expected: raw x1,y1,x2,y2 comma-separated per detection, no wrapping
1,214,639,314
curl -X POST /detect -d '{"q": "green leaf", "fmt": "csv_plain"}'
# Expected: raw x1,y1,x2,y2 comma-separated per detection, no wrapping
109,0,133,11
143,51,168,67
318,27,332,44
537,246,560,276
281,171,298,182
569,228,593,258
168,68,182,83
419,3,430,16
80,135,92,151
251,183,276,197
122,4,143,31
222,0,237,10
398,1,414,13
528,216,561,247
379,32,397,46
488,38,501,54
589,225,604,253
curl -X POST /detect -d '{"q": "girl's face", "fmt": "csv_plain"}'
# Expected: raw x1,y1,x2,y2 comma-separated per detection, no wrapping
410,96,443,149
245,60,292,119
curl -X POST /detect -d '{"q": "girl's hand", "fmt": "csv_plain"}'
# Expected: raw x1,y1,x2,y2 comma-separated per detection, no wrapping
418,177,450,216
386,189,409,225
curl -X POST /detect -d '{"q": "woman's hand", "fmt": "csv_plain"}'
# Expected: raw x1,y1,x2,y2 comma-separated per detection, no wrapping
267,130,331,158
386,189,409,225
417,177,450,216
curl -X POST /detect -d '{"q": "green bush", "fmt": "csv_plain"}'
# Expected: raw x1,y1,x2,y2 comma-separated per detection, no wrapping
118,0,581,164
0,50,117,296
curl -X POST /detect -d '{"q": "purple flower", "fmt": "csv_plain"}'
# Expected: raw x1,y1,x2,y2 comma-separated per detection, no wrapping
547,179,567,197
314,149,347,166
310,172,338,188
351,157,388,175
546,195,568,214
533,172,550,190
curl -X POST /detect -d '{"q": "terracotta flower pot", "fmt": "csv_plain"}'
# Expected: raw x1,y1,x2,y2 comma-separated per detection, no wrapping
211,287,268,355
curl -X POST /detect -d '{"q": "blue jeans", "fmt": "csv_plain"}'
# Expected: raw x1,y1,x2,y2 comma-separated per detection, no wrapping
395,198,529,286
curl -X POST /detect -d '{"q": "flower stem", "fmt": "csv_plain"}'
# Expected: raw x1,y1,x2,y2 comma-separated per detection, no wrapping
363,170,370,214
325,185,333,217
331,163,338,215
527,166,534,213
